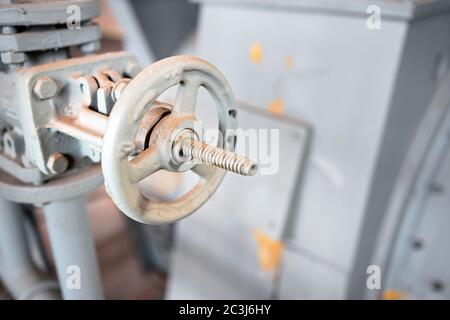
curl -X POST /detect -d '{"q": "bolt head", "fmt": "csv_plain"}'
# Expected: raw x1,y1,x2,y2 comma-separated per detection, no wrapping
47,153,69,175
1,51,25,64
34,76,58,100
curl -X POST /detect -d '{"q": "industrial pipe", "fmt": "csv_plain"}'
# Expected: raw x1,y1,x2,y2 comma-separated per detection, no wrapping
0,197,59,299
43,195,104,299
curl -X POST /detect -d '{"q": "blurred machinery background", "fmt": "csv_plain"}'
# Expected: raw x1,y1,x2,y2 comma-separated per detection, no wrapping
1,0,450,300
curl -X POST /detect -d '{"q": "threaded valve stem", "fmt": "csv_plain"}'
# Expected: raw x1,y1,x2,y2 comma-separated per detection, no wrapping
181,139,257,176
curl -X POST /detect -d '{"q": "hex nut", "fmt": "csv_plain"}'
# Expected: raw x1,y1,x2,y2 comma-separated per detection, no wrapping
47,153,69,175
34,76,58,100
1,51,25,64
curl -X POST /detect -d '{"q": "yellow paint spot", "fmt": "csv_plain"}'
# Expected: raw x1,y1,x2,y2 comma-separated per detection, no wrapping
267,98,285,116
284,55,294,69
382,290,407,300
253,229,284,271
249,43,263,64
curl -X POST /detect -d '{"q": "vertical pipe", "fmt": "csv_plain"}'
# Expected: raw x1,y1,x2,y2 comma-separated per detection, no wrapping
0,197,59,299
43,195,104,299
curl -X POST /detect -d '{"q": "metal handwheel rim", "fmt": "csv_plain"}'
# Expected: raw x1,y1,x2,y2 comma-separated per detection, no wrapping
102,56,237,224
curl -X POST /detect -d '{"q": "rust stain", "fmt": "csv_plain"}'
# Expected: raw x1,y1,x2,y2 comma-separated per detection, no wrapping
253,229,284,271
249,43,263,64
267,98,285,116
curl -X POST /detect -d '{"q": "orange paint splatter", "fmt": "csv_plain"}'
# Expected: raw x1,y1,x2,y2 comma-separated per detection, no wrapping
253,229,284,271
267,98,285,116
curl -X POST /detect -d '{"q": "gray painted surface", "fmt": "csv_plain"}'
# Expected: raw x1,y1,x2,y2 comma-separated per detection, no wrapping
0,25,101,53
110,0,199,64
129,0,199,60
0,0,99,26
370,73,450,299
349,13,450,299
0,197,59,299
278,247,347,299
191,3,406,299
194,0,450,21
43,195,104,299
107,0,155,66
169,0,450,299
167,102,310,299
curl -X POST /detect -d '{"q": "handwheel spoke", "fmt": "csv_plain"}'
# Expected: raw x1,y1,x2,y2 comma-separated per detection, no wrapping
192,164,217,180
172,78,200,115
129,146,161,183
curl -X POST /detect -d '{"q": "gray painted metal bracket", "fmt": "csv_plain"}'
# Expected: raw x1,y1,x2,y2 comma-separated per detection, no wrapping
15,51,138,175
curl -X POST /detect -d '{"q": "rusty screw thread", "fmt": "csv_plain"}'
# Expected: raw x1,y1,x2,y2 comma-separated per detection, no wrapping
181,139,257,176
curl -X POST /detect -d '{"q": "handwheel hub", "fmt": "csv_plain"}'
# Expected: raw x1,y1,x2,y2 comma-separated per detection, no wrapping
148,113,201,172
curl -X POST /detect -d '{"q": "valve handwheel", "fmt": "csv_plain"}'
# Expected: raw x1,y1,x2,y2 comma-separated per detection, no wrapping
102,56,256,224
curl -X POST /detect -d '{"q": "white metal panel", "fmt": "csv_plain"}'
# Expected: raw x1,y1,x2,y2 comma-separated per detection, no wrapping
196,4,407,271
278,248,347,299
167,105,309,299
202,104,309,240
166,209,273,299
